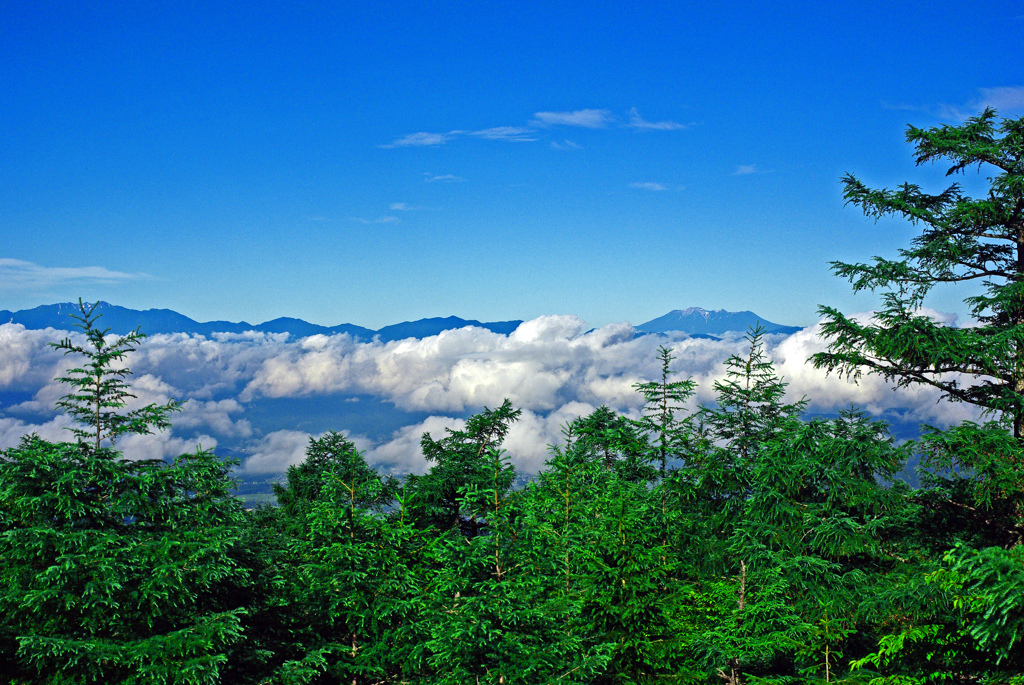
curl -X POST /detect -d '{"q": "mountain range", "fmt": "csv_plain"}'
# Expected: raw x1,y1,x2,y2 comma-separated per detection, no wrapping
0,303,803,341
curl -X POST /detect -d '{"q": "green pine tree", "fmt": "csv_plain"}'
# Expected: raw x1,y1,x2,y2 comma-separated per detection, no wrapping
281,452,418,684
631,344,697,549
700,323,808,464
0,301,247,684
811,108,1024,439
273,430,398,534
568,405,653,482
407,399,521,536
738,407,916,682
631,344,697,478
49,298,182,452
689,323,808,550
811,107,1024,684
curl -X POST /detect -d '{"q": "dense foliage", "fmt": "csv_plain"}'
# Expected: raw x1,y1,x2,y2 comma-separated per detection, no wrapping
2,110,1023,683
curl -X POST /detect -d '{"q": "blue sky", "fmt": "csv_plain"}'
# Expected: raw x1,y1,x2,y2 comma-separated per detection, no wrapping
3,1,1022,330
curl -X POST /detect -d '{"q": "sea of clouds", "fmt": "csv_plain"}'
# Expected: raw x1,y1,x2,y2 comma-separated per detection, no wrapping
0,310,989,477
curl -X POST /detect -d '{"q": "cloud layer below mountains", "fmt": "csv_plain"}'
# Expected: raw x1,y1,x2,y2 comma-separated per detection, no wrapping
0,310,988,476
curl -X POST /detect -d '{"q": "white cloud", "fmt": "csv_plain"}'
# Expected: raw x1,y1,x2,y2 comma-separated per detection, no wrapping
382,106,686,150
532,109,613,128
892,86,1024,122
380,132,451,148
389,202,431,211
734,165,757,175
469,126,537,141
0,258,152,291
975,86,1024,112
550,139,582,151
173,398,253,438
423,173,465,183
509,315,587,343
116,430,219,462
0,414,78,450
349,216,400,224
365,415,464,476
241,429,313,474
383,124,546,148
0,323,61,388
626,107,685,131
629,182,668,191
1,308,1004,476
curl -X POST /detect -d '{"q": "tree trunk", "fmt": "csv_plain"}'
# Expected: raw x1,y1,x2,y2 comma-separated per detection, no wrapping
717,561,747,685
1017,235,1024,442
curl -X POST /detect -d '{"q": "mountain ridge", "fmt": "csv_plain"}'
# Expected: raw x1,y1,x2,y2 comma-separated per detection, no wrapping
0,302,803,341
0,302,525,343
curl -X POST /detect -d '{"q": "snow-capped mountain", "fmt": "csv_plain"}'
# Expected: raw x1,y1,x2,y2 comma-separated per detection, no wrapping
636,307,802,336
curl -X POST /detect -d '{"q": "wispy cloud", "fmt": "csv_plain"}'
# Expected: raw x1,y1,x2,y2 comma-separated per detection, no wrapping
468,126,537,141
0,258,152,291
880,101,928,113
939,86,1024,120
733,165,758,175
626,107,685,131
389,202,428,211
532,109,613,128
380,132,451,148
550,139,582,151
423,173,465,183
386,106,684,147
975,86,1024,112
629,182,668,191
934,103,975,122
885,86,1024,122
383,126,536,148
349,216,400,224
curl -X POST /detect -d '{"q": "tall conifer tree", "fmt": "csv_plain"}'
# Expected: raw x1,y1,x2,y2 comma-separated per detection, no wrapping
631,344,697,480
409,399,521,536
49,298,181,451
811,108,1024,438
697,323,808,495
0,298,247,684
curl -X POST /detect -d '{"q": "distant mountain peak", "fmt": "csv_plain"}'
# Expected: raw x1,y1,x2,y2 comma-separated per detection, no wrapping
637,307,802,336
675,306,719,319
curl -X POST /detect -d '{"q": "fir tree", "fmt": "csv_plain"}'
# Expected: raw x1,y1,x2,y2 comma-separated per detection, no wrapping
811,108,1024,439
631,344,697,481
408,399,521,536
811,107,1024,684
0,302,247,684
737,407,915,681
689,323,808,544
632,345,697,551
417,445,578,684
273,430,398,534
283,451,416,684
48,298,181,452
700,323,808,465
569,405,653,482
